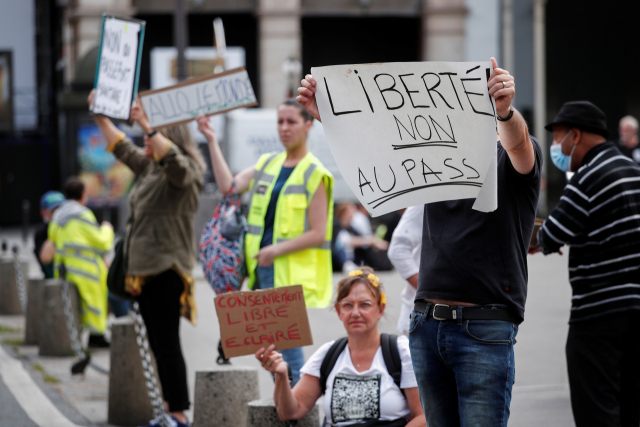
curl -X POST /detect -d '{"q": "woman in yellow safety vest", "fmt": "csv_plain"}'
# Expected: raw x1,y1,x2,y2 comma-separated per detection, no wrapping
198,99,334,385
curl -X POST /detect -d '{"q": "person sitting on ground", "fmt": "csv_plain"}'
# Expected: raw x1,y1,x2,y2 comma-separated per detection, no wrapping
48,177,114,347
333,203,389,273
256,266,426,427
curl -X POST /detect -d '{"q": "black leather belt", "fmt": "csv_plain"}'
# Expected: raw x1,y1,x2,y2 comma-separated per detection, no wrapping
414,300,519,323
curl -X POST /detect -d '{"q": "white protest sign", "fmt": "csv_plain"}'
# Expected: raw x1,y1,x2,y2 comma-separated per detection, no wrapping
92,16,144,120
139,66,257,129
312,61,498,216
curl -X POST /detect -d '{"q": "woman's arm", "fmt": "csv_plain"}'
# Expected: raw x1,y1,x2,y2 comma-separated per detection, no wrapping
88,91,151,174
256,345,321,421
197,116,253,195
254,180,328,266
404,387,427,427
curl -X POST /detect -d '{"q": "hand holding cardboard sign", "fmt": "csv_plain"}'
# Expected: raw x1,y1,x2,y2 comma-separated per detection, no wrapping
256,344,288,376
488,57,515,119
296,74,321,122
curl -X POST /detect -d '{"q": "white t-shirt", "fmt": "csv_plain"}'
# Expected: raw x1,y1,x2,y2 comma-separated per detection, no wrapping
300,335,417,426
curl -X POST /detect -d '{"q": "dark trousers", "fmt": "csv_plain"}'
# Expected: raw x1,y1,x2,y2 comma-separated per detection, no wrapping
137,269,189,412
566,312,640,427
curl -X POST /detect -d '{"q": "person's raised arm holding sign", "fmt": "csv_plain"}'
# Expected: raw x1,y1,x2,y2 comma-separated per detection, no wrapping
488,57,536,175
197,99,335,386
298,59,543,427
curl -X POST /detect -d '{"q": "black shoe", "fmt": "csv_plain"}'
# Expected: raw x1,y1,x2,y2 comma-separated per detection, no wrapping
88,334,110,348
216,340,231,365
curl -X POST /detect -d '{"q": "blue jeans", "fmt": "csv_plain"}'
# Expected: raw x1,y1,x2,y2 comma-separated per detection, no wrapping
255,265,305,386
108,292,130,317
408,303,518,427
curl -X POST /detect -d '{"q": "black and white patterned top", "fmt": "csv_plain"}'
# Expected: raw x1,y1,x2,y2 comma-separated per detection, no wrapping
538,142,640,322
300,335,417,426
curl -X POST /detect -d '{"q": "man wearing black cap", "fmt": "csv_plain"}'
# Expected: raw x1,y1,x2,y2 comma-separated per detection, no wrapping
534,100,640,427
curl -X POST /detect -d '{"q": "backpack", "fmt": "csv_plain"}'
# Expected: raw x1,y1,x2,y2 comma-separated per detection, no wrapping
319,333,404,397
199,182,247,295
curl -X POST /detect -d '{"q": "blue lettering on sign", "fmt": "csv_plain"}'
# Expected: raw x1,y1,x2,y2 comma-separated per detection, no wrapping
176,90,191,114
148,98,165,122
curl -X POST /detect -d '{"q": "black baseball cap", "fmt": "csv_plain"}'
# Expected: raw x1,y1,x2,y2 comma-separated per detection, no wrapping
545,101,610,138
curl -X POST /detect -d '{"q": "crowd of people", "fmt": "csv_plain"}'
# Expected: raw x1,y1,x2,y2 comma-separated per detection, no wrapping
30,55,640,427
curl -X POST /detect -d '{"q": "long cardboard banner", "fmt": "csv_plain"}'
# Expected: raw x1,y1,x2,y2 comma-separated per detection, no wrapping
139,66,257,129
311,61,499,216
214,285,313,358
91,15,145,121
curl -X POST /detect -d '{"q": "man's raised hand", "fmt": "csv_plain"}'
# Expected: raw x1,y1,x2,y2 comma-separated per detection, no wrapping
296,75,321,122
487,57,515,119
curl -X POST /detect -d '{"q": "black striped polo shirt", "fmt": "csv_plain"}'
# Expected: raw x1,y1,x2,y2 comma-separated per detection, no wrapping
538,141,640,322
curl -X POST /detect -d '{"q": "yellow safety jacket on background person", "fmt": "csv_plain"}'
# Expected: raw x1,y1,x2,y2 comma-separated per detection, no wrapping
245,151,334,308
49,200,114,334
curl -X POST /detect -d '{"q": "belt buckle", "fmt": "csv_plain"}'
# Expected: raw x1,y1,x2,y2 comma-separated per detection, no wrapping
432,304,451,321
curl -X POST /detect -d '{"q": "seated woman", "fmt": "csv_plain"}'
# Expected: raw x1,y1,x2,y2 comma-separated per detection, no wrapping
255,267,426,427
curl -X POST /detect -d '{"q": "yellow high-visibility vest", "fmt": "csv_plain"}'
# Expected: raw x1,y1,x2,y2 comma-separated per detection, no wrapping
49,201,113,334
245,151,334,308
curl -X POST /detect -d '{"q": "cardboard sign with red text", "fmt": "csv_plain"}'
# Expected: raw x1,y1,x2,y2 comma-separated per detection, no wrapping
214,285,313,358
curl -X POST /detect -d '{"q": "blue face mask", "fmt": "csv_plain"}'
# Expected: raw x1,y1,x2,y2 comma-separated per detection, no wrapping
550,130,576,172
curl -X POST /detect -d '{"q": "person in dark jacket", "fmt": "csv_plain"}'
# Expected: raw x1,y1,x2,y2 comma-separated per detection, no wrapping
533,101,640,427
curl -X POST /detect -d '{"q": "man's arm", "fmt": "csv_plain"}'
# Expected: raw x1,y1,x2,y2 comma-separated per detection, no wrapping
537,186,589,254
488,58,535,175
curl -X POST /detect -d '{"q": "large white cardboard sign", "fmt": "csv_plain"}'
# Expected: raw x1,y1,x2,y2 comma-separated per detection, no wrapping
139,66,257,129
91,16,144,120
312,61,498,216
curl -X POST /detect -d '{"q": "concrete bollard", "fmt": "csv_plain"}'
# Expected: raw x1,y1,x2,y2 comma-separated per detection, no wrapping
246,398,319,427
108,317,160,426
24,279,45,345
0,256,27,314
192,367,260,427
38,280,81,357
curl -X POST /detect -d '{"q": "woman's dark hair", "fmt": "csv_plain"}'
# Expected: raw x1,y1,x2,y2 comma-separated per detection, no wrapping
280,98,314,123
63,176,85,201
335,266,385,306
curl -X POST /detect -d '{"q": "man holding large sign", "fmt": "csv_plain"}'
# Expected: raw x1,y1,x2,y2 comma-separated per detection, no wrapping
298,58,542,426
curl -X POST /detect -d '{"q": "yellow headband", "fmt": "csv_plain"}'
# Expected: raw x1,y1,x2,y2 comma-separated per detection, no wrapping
349,270,380,288
346,270,386,305
348,270,381,288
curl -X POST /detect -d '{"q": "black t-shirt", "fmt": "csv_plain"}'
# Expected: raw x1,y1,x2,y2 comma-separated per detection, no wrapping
416,137,543,323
